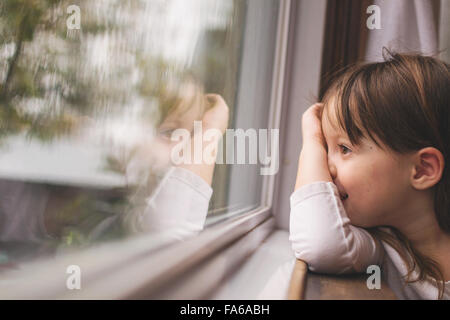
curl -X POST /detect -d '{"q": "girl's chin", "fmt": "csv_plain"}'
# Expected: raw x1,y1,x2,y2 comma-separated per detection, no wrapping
346,210,375,228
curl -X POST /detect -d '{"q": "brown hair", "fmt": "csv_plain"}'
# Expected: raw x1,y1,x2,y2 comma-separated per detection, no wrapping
321,49,450,299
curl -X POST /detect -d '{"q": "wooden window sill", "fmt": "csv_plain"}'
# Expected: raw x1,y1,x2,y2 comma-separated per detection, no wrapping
288,260,397,300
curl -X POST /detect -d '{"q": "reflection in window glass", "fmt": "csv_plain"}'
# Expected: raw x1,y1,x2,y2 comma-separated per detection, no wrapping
0,0,279,268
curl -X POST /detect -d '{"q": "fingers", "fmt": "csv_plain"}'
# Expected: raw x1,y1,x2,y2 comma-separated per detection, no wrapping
205,94,227,109
315,103,324,119
202,94,229,134
303,103,324,119
312,102,324,111
205,93,229,118
306,102,324,119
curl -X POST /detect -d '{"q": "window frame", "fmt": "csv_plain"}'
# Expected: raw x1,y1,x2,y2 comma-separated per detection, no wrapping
0,0,292,299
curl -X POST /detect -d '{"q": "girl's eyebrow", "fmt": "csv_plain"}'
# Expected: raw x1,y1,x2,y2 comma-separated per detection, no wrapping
322,120,345,140
325,129,355,147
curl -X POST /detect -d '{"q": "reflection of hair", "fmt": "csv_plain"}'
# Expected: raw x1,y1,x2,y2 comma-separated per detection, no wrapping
321,49,450,299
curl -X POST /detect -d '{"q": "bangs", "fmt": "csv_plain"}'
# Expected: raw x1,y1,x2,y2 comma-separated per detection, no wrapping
322,64,385,149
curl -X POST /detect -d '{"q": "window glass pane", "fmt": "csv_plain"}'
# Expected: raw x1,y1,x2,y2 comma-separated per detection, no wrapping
207,0,280,223
0,0,280,268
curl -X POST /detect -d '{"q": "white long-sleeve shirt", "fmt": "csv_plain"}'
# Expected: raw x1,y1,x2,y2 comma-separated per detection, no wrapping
289,181,450,300
128,166,213,240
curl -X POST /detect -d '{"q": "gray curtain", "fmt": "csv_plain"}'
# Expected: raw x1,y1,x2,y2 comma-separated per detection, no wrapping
440,0,450,63
364,0,442,62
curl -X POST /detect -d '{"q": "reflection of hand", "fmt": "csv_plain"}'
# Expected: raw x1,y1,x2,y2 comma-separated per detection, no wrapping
174,94,229,186
301,103,325,147
202,94,229,134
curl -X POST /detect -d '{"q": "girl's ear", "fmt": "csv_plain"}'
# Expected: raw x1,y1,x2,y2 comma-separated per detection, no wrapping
410,147,445,190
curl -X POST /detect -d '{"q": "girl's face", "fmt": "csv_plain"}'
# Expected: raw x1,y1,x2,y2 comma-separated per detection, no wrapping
321,102,414,228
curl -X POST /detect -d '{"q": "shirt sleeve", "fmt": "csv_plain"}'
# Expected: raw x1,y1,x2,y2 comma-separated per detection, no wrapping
133,166,213,241
289,181,383,274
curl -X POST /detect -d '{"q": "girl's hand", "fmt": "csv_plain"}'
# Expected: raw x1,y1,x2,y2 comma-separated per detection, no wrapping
301,103,326,147
295,103,332,190
202,94,229,134
176,94,229,186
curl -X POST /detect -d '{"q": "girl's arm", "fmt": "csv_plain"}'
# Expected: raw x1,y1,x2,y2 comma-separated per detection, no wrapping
134,166,213,241
289,181,383,273
289,104,382,274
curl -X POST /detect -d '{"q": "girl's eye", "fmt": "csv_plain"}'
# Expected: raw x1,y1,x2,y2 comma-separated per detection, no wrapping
158,128,175,139
338,144,351,155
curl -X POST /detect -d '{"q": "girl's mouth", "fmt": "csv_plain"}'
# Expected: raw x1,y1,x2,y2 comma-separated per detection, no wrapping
340,194,349,201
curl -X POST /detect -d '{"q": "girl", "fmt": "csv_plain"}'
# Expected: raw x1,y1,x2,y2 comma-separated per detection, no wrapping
290,50,450,299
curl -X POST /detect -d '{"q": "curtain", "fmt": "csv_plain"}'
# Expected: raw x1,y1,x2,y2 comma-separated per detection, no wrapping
440,0,450,63
364,0,442,62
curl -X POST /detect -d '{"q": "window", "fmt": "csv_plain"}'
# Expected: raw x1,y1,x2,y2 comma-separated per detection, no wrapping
0,0,281,278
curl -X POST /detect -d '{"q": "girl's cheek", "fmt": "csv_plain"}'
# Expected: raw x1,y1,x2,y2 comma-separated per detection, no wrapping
339,162,358,186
